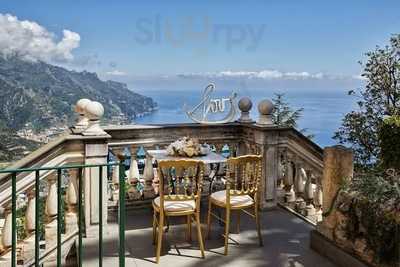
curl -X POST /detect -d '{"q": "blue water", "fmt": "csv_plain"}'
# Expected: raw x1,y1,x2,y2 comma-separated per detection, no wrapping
135,89,357,148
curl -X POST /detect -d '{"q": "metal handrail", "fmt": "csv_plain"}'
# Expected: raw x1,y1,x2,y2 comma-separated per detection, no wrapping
0,162,126,267
0,163,117,174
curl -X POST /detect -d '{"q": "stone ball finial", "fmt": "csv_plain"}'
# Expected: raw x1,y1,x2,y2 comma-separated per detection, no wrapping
237,97,253,123
258,99,274,115
238,97,252,112
256,99,274,125
73,99,91,132
85,101,104,120
82,101,107,136
75,98,91,114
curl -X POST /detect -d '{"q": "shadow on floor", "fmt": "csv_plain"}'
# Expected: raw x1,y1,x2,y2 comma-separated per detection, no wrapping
81,206,337,267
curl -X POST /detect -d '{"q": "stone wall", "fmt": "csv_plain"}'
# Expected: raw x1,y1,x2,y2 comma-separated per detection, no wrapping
313,146,400,267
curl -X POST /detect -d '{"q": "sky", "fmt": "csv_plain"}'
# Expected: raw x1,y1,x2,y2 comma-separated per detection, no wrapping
1,0,399,91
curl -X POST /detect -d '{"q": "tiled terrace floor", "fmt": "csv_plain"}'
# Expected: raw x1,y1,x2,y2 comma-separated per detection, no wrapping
81,207,336,267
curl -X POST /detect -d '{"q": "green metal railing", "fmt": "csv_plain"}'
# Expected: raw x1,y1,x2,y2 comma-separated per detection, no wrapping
0,161,126,267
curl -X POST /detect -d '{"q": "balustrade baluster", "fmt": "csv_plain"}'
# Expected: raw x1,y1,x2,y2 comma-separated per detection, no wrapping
112,165,120,201
2,205,12,249
0,216,4,253
25,190,35,234
276,149,286,201
143,155,155,199
20,189,36,263
152,167,159,195
278,161,285,189
65,169,78,233
314,175,323,222
283,154,296,205
127,156,141,200
304,169,316,219
294,161,306,212
0,205,12,266
45,173,58,249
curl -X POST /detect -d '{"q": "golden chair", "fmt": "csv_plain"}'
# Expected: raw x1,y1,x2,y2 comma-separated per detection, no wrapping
206,155,263,255
152,159,206,263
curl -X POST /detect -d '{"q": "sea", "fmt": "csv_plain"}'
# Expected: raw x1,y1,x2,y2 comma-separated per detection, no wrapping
134,89,357,148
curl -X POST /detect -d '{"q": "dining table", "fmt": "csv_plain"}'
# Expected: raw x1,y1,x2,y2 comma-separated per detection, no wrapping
146,149,227,195
146,149,227,164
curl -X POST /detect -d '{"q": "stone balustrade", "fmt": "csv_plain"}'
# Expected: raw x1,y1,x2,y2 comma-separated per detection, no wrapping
104,122,323,216
277,147,324,223
0,169,80,266
0,97,327,265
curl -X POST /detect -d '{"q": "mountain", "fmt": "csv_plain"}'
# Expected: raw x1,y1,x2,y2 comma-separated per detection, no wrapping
0,56,157,131
0,125,40,163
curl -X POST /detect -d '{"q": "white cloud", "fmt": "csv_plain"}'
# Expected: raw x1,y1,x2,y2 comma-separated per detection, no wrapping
0,13,80,62
179,69,328,80
105,70,127,76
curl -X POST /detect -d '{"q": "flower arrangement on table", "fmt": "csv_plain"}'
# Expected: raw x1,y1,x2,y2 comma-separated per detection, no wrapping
166,137,210,157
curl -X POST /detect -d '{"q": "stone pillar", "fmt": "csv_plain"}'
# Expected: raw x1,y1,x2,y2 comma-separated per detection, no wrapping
283,154,296,204
0,206,12,267
21,190,36,261
81,104,110,233
277,152,285,189
112,164,119,185
25,190,36,233
84,141,109,235
82,101,107,136
0,221,4,254
314,177,323,222
65,169,78,233
249,98,278,208
45,173,58,248
257,130,279,208
152,167,160,195
304,169,316,219
1,206,12,249
45,174,58,220
111,165,120,201
143,155,155,199
275,149,286,201
127,157,141,200
294,161,306,211
317,145,353,239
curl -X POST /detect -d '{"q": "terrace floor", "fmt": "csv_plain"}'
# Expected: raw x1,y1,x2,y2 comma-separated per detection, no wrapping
81,207,336,267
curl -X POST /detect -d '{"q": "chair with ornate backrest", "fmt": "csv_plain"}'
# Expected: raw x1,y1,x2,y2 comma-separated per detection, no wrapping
206,155,263,255
152,159,206,263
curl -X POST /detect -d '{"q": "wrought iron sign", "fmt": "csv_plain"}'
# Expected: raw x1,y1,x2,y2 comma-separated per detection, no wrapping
184,83,237,124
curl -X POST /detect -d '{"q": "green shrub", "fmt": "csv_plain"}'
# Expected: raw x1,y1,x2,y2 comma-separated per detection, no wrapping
339,171,400,265
379,116,400,170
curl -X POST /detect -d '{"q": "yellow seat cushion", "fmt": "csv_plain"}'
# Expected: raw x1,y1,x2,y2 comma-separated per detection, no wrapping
153,196,196,212
210,190,254,207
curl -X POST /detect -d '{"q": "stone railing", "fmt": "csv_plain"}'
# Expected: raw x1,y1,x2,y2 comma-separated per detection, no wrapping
0,133,107,266
0,97,326,265
276,143,324,223
105,123,248,208
104,120,324,214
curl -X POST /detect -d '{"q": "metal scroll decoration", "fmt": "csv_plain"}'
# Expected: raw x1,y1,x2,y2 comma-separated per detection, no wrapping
184,83,237,124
